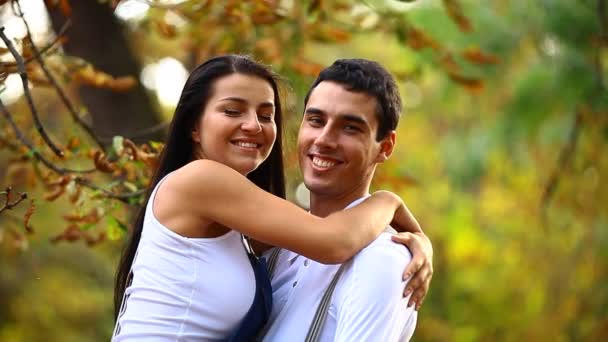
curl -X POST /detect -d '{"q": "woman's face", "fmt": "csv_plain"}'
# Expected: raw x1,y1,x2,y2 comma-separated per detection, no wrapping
191,73,277,175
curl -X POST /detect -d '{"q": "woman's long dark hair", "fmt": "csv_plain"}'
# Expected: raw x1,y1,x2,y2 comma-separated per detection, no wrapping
114,55,286,318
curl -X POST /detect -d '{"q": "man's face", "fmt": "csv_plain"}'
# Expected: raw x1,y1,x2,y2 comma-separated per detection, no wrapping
298,81,393,199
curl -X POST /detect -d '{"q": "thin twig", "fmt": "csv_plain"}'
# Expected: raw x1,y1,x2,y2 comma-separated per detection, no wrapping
0,97,94,174
0,26,64,157
23,20,71,64
541,109,583,212
99,121,170,143
0,186,27,214
74,177,145,203
0,134,20,151
12,1,105,150
596,0,606,92
1,99,144,203
541,0,606,213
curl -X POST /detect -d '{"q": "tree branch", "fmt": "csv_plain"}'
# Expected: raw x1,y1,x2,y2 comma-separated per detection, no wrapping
0,186,27,214
0,26,64,157
1,97,144,204
0,97,95,174
541,109,583,212
12,0,105,150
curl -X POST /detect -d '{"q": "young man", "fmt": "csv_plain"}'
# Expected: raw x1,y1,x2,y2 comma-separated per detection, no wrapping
260,59,432,341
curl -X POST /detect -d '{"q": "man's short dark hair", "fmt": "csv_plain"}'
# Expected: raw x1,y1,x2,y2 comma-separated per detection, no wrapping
304,59,402,141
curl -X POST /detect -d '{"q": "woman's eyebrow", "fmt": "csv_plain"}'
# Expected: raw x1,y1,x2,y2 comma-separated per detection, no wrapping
219,96,248,103
219,97,274,108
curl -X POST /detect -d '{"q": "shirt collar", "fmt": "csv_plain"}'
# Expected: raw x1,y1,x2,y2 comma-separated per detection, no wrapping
288,194,371,262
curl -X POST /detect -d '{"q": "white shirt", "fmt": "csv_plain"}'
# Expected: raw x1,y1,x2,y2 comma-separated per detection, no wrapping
113,174,256,341
261,197,417,341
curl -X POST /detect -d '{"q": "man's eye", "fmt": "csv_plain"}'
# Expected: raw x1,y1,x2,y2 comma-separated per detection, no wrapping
344,125,361,132
308,117,323,125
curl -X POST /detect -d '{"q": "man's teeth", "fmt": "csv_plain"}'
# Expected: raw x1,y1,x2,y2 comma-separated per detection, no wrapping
235,141,258,148
312,157,337,168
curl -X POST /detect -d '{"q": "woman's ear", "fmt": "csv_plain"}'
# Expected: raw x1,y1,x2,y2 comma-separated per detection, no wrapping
191,120,201,143
375,131,396,163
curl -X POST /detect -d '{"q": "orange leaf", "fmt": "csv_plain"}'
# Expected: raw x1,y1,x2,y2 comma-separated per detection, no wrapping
107,76,137,92
440,53,460,73
292,59,324,77
23,200,35,234
406,27,441,51
21,37,34,60
66,136,81,150
447,71,484,92
94,150,116,173
28,65,52,86
462,47,500,64
84,232,106,247
59,0,72,17
63,208,100,224
324,27,351,43
44,186,65,201
442,0,473,32
50,224,81,243
308,0,322,14
255,38,281,63
251,7,281,25
155,20,177,39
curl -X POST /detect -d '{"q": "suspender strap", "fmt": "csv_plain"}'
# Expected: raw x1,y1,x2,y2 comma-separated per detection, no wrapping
266,247,282,278
304,228,394,341
304,263,347,342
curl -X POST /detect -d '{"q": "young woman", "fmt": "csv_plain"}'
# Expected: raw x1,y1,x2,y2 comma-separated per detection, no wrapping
113,55,427,341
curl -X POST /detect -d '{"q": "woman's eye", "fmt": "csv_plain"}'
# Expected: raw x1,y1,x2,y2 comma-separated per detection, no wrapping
224,109,241,115
258,114,274,122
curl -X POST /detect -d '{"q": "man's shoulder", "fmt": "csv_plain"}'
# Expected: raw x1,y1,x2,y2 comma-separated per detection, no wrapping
354,232,413,264
332,232,412,312
335,232,412,294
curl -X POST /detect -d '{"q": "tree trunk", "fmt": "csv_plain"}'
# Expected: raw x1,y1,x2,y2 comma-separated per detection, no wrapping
46,0,164,144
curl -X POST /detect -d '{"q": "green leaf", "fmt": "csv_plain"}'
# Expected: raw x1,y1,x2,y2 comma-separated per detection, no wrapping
106,216,128,241
112,136,124,155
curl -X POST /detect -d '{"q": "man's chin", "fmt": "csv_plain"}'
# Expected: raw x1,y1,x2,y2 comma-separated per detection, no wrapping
303,177,338,195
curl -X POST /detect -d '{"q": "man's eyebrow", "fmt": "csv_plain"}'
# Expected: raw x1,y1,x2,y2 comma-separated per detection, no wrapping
304,107,325,115
340,114,368,126
219,97,274,108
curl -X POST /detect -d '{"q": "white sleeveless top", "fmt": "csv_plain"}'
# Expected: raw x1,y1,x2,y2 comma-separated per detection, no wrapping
112,173,256,341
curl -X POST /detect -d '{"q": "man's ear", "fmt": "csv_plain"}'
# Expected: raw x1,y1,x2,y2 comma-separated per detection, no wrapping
375,131,396,163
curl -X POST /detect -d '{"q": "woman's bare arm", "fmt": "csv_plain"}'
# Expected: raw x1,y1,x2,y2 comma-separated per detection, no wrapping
169,160,404,264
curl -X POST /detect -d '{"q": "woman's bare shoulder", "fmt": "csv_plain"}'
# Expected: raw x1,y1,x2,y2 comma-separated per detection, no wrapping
164,159,244,197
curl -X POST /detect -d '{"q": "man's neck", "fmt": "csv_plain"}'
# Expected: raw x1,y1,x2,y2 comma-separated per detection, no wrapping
309,188,370,218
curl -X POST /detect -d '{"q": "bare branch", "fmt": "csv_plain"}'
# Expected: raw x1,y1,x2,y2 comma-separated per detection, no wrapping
541,0,606,213
0,26,64,157
74,177,145,203
12,1,105,150
541,109,583,212
0,186,27,214
20,19,71,66
1,97,144,204
596,0,606,92
99,121,170,143
0,97,95,174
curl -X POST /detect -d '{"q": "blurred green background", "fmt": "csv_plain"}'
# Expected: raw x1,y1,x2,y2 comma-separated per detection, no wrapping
1,0,607,341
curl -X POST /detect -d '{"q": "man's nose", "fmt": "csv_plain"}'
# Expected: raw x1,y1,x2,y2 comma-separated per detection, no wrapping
313,126,337,149
241,113,262,134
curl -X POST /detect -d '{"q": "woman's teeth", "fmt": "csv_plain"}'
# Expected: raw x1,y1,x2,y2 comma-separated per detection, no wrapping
235,141,258,148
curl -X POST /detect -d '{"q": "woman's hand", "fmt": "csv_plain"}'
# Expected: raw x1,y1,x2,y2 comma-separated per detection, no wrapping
391,232,433,310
